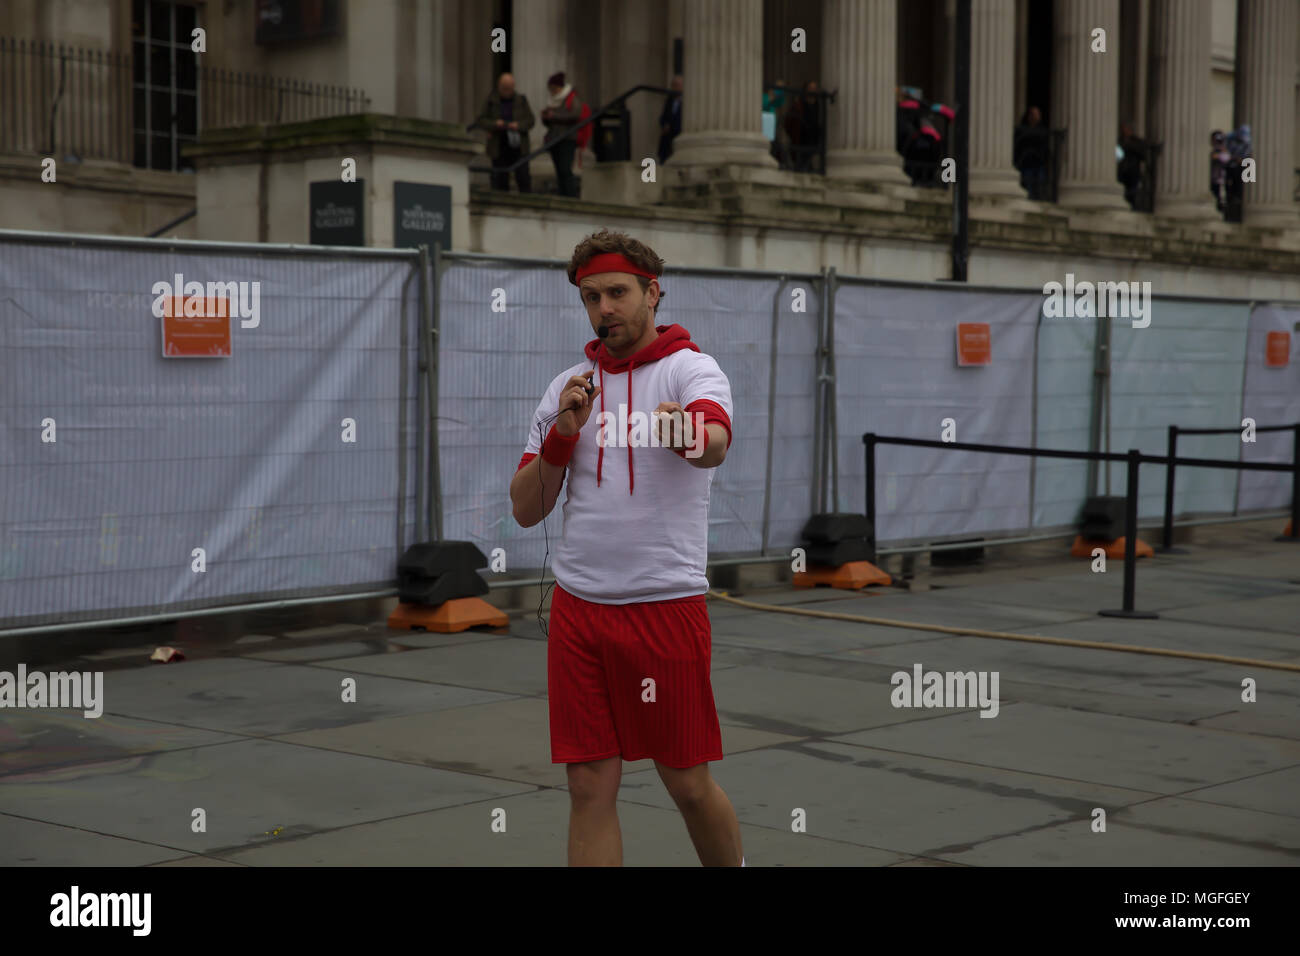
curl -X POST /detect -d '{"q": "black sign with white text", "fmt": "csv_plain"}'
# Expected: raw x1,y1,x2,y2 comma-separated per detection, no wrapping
393,181,451,251
310,180,365,246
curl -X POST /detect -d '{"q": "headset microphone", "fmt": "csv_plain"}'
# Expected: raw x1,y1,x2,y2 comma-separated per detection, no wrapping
597,325,610,338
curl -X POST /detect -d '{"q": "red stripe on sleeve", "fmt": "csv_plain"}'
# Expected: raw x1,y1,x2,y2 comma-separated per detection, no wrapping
517,452,538,472
684,399,732,449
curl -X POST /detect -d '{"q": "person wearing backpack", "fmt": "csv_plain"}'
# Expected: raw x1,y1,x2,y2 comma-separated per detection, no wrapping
541,72,589,197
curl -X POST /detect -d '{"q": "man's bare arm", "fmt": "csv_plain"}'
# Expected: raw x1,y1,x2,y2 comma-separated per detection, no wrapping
510,454,568,528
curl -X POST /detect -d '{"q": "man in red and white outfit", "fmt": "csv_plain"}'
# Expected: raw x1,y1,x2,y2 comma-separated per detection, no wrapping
510,230,744,866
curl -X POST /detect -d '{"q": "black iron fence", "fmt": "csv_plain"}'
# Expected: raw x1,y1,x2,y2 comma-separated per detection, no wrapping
1,38,130,162
864,432,1298,619
0,37,369,170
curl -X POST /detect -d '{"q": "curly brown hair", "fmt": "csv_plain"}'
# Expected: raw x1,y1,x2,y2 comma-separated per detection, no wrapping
567,228,666,308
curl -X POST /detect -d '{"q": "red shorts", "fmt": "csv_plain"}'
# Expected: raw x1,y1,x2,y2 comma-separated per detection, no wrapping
547,584,724,769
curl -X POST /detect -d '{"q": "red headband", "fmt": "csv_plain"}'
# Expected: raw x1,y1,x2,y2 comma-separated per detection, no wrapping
572,252,659,286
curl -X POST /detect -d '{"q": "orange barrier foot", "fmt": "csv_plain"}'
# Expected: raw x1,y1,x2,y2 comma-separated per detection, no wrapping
793,561,891,590
387,596,508,633
1070,535,1154,560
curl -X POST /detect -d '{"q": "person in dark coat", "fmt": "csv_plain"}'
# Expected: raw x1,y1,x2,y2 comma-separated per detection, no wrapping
658,74,683,164
474,72,535,192
1117,121,1150,209
903,117,943,186
782,81,824,173
1013,106,1050,200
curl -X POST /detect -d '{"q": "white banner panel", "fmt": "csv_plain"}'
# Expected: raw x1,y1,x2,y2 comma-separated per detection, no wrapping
1034,306,1095,527
1106,299,1250,518
1238,305,1300,512
0,239,420,627
835,285,1041,542
436,260,814,571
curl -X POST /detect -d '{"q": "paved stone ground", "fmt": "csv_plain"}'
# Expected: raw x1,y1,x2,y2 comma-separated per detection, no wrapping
2,520,1298,866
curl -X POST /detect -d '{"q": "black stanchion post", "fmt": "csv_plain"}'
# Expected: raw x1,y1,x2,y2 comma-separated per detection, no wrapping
1159,425,1187,553
1161,426,1176,549
865,433,877,529
1100,448,1159,619
1280,423,1300,542
1293,422,1300,538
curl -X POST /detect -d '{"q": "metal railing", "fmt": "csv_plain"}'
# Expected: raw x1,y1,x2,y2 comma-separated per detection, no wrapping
1161,422,1299,550
199,67,370,130
466,83,676,188
0,37,130,162
0,37,369,170
864,433,1298,618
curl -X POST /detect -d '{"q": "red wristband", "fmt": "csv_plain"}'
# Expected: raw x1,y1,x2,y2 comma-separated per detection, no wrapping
541,423,580,467
673,423,709,459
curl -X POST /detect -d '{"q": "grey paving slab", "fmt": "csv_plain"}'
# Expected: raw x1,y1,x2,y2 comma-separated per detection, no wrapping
817,591,1098,631
281,623,371,640
1088,666,1300,743
0,738,535,859
1160,591,1300,636
710,613,950,656
0,812,187,866
934,796,1300,866
244,639,393,663
270,696,801,787
613,741,1157,859
1166,553,1300,582
1178,765,1300,818
148,855,244,866
215,787,904,866
389,629,517,649
965,677,1258,726
1006,615,1300,661
887,856,967,866
98,656,511,736
710,664,965,737
1193,711,1300,742
928,566,1300,616
829,702,1300,794
0,710,242,777
311,639,549,697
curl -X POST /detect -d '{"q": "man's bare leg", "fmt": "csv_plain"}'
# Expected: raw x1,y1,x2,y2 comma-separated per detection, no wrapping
655,761,743,866
567,756,623,866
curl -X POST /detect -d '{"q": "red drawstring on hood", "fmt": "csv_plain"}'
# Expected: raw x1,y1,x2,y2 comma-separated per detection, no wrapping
582,323,699,493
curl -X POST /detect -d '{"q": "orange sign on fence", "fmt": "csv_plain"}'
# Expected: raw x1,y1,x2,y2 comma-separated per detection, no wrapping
160,297,232,358
956,322,991,366
1265,331,1291,368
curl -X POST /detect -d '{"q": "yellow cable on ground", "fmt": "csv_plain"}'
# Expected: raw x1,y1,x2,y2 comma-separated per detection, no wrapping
706,589,1300,674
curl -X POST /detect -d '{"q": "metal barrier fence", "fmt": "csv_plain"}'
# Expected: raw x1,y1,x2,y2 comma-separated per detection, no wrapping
2,233,1299,634
0,230,426,632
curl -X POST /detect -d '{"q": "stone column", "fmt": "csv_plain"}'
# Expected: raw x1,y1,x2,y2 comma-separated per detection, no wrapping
968,0,1023,196
1236,0,1299,228
1148,0,1215,218
667,0,777,168
1051,0,1129,209
512,0,571,183
824,0,909,183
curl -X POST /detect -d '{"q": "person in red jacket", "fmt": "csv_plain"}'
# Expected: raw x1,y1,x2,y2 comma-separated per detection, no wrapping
510,229,744,867
540,72,584,197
